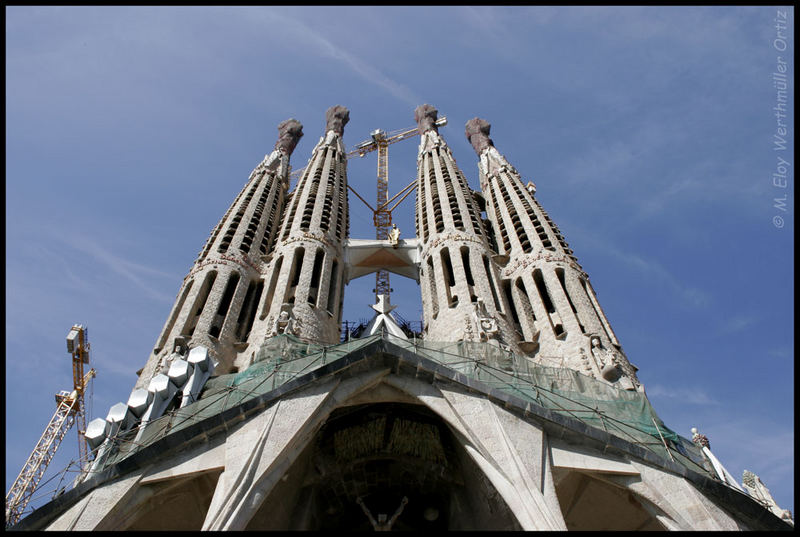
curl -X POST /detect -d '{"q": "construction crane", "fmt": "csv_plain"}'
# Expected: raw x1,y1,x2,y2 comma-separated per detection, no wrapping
344,117,446,302
286,116,446,302
5,325,96,527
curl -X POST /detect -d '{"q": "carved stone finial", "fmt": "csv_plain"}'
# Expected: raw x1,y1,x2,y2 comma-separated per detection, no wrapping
691,427,710,449
465,118,494,155
414,104,439,134
325,105,350,136
275,119,303,155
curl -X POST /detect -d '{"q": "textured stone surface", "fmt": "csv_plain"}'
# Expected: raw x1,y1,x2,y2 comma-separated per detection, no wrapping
414,104,439,134
325,105,349,135
465,117,493,155
275,118,303,155
32,345,788,531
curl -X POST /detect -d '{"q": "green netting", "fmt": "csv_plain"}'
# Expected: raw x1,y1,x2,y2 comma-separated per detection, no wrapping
389,336,679,442
93,333,709,478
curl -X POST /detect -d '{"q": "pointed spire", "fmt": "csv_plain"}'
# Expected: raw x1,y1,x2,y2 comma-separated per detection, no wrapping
275,118,303,155
465,117,494,155
414,104,440,135
325,105,350,136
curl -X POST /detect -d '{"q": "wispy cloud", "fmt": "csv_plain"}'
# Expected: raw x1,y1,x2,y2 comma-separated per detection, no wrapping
57,234,175,303
249,10,421,107
603,243,711,309
767,347,792,359
714,315,758,336
646,384,720,406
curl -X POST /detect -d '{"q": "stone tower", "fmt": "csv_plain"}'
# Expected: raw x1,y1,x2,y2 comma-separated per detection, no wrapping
255,105,350,345
414,105,519,353
135,118,303,389
466,118,641,391
13,106,791,532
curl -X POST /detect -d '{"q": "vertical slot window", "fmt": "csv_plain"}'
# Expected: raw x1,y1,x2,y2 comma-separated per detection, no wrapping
534,268,564,337
502,280,519,326
182,271,217,338
236,279,263,341
440,248,457,307
327,260,339,314
515,277,538,341
285,247,305,304
556,268,585,333
261,256,283,319
482,255,502,312
210,272,240,338
308,248,324,306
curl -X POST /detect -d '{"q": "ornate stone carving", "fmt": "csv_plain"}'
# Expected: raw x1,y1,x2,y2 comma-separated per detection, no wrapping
414,104,439,134
690,427,710,449
472,298,499,342
275,118,303,155
501,251,585,280
271,304,300,336
465,118,493,155
742,470,794,524
325,105,349,136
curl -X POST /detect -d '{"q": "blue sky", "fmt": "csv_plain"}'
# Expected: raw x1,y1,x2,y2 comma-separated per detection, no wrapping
6,6,794,518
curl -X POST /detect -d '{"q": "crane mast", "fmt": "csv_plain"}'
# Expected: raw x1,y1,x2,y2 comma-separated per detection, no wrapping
346,117,447,302
5,325,96,527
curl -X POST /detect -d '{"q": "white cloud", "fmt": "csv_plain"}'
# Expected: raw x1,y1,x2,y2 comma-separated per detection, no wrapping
246,9,421,107
646,384,720,406
602,243,711,309
57,234,175,303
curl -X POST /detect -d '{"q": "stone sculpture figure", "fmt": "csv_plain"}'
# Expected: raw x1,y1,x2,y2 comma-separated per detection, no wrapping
472,298,499,342
388,224,400,247
272,304,299,336
356,496,408,531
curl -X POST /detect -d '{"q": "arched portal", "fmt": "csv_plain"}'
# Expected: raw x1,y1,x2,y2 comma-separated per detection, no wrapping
244,402,522,531
553,469,667,531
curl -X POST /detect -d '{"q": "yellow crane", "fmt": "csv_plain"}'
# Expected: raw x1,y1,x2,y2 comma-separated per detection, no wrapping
345,117,447,302
291,117,447,302
5,325,96,527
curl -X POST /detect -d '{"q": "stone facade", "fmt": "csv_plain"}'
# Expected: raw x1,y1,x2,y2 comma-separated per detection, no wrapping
38,105,790,532
20,339,788,531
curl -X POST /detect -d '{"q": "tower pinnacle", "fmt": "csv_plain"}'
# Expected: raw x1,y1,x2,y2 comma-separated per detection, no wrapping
325,105,350,136
275,118,303,155
414,104,440,134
